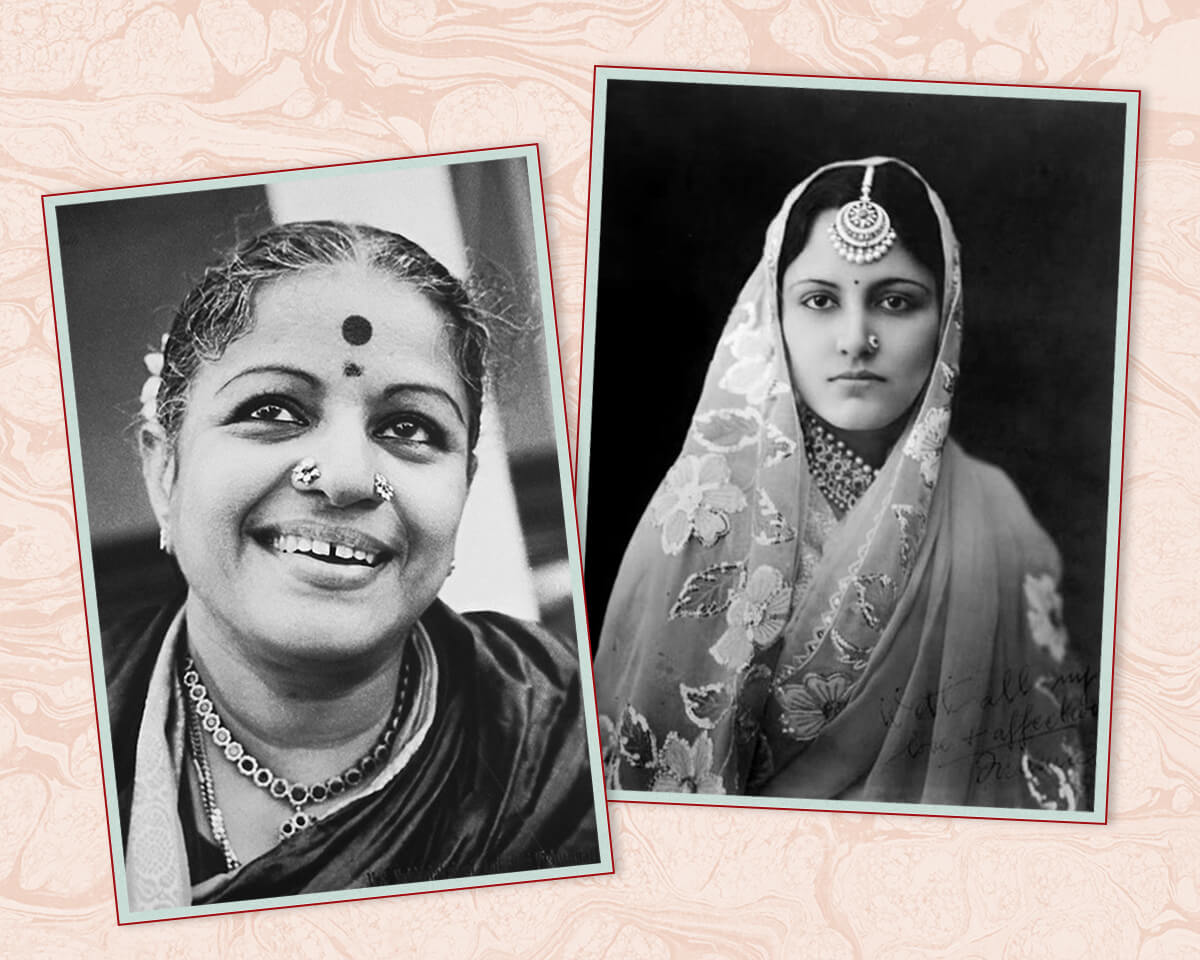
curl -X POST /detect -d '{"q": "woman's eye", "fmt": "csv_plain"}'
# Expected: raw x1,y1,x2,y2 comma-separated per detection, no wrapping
380,416,440,446
800,292,837,310
235,397,306,425
878,293,913,312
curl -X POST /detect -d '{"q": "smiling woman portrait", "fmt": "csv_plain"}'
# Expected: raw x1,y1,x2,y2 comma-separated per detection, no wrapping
48,157,604,919
592,157,1096,809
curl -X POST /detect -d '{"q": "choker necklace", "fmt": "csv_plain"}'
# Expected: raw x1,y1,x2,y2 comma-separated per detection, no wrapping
182,652,412,848
800,409,879,513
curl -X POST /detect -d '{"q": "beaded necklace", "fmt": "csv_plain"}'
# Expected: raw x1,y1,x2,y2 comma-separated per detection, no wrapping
800,408,880,513
181,651,411,854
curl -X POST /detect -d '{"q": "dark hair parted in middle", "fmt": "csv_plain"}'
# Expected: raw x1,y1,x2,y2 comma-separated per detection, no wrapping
778,161,946,308
152,221,490,451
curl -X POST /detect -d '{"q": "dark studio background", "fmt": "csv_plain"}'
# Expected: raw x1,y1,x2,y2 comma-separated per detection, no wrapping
582,78,1131,692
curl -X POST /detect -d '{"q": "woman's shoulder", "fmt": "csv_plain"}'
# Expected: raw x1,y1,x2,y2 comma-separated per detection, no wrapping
101,601,180,704
419,602,599,852
424,601,582,692
948,440,1062,573
950,440,1029,501
98,600,182,833
101,601,171,663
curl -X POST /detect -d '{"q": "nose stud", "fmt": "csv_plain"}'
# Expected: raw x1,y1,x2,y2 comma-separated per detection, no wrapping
373,473,395,502
292,457,393,502
291,458,321,489
866,334,880,354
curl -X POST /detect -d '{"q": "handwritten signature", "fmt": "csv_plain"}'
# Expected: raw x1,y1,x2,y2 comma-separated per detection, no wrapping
877,663,1099,783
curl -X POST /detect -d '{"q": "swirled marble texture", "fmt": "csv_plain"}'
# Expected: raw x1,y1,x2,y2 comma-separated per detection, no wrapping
0,0,1196,952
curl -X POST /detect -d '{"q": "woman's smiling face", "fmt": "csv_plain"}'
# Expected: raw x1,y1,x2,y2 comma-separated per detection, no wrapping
148,262,472,665
780,208,941,432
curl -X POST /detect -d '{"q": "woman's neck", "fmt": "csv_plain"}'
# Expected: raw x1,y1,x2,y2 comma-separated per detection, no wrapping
182,596,406,776
804,408,908,470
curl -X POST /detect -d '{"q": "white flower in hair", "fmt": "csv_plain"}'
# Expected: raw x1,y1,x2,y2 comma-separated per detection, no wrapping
141,333,168,422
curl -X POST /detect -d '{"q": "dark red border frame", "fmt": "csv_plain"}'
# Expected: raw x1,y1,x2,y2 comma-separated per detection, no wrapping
42,144,615,926
575,64,1140,828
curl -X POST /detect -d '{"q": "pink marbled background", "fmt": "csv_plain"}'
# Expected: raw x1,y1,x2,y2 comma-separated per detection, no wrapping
1,0,1196,954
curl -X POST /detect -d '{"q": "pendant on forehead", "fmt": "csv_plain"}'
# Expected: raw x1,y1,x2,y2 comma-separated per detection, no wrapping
828,165,897,265
342,314,372,346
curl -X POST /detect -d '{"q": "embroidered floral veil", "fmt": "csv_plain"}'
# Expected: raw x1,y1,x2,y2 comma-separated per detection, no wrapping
594,157,1087,808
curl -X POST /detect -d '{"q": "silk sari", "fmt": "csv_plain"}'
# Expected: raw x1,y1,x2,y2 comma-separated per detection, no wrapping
593,158,1094,809
105,598,601,910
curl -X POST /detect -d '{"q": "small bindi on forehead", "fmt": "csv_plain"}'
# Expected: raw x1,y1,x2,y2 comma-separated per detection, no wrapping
343,362,363,377
341,314,372,346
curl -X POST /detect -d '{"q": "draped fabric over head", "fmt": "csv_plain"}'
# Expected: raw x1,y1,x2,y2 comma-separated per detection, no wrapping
593,158,1093,808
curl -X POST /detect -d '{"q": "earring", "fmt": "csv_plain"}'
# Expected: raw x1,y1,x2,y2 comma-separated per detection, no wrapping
158,526,170,553
373,473,395,502
866,334,881,354
291,458,321,489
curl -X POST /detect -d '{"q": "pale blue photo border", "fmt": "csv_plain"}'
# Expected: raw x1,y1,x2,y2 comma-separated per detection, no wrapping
576,67,1138,824
44,145,612,924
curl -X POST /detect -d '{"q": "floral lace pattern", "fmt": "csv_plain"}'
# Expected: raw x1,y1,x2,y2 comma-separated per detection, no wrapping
602,704,730,795
796,485,839,601
710,565,791,668
775,671,853,741
650,453,747,555
692,407,762,454
1021,742,1083,811
669,562,745,621
653,732,725,794
1024,572,1068,663
892,504,927,575
903,406,951,486
940,361,958,395
719,314,782,406
679,680,733,730
754,489,796,546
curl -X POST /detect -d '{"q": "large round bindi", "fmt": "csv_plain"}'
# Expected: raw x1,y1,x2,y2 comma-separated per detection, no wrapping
342,314,373,346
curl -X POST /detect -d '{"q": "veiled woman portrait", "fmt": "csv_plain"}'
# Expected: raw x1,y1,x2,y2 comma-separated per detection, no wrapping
49,155,605,919
582,76,1133,816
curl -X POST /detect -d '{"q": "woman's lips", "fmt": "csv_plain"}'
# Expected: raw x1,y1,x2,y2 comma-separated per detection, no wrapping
830,370,886,382
252,522,394,568
271,534,379,566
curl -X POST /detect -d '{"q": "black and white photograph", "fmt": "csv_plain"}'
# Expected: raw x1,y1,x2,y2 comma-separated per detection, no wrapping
579,69,1136,820
45,147,610,923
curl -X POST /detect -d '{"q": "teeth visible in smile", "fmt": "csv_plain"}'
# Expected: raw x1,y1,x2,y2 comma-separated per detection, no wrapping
271,535,377,565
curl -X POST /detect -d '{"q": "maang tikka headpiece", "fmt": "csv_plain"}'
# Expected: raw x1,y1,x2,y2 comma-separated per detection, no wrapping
828,164,897,265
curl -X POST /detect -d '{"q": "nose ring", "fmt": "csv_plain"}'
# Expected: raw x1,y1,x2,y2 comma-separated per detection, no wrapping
291,458,321,488
292,458,392,502
866,334,880,354
373,473,395,502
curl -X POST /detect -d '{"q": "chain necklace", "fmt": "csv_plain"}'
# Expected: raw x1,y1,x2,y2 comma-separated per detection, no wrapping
182,652,411,848
185,685,240,871
800,408,880,513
